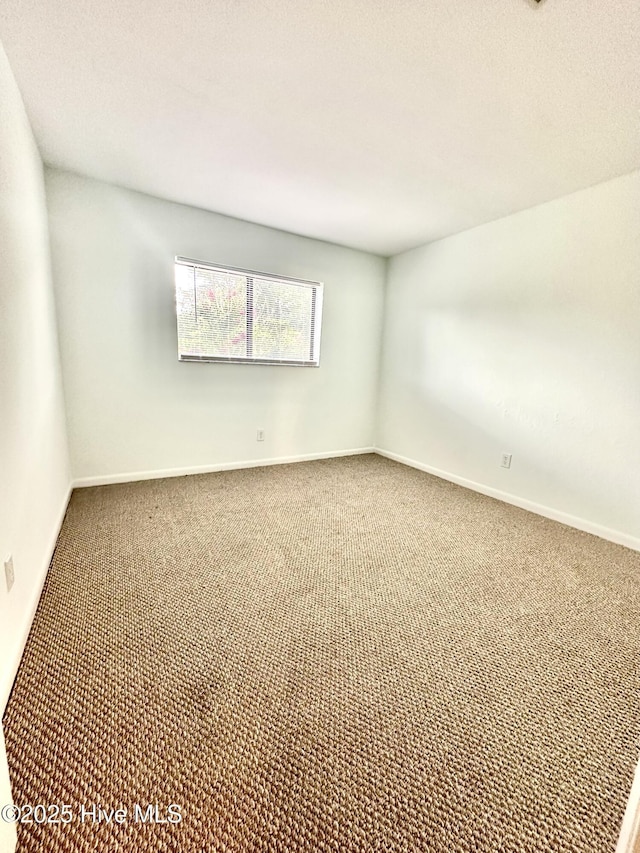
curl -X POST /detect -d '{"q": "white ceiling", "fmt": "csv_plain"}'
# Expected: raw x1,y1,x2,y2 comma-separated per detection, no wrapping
1,0,639,256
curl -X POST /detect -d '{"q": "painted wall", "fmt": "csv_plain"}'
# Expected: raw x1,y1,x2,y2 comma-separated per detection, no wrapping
0,44,71,712
46,170,386,482
377,170,640,544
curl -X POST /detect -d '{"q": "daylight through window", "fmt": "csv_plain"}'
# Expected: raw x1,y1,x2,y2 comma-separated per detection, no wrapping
175,258,323,366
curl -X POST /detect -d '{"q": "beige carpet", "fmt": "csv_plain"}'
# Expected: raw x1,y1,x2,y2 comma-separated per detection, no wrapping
4,454,640,852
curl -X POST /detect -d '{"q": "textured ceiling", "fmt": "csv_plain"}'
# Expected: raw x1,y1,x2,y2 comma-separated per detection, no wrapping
0,0,639,255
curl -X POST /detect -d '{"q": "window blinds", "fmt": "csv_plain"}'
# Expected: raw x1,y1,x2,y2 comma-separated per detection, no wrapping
175,258,323,366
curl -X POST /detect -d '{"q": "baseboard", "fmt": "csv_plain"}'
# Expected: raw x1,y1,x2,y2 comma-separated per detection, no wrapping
1,483,73,716
616,753,640,853
375,448,640,553
73,447,376,488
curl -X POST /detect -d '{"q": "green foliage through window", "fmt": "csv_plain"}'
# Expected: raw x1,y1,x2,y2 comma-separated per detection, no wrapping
175,259,322,365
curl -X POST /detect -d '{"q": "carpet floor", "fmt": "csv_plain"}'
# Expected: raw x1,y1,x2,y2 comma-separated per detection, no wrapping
4,454,640,852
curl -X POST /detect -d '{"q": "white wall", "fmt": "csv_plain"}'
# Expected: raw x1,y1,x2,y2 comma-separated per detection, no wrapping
46,170,386,483
378,170,640,545
0,45,71,712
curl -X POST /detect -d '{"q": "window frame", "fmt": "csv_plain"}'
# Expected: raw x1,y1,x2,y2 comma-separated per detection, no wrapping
174,257,323,367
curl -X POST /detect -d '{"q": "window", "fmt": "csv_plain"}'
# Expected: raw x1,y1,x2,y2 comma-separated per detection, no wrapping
175,257,323,366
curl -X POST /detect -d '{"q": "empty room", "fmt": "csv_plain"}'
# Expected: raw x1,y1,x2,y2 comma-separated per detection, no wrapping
1,0,639,851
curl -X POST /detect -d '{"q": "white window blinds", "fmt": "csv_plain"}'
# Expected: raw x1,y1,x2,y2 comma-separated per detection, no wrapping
175,258,323,366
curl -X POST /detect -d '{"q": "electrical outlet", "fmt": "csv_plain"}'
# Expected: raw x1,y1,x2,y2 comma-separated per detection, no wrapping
501,453,512,469
4,555,14,593
256,429,265,442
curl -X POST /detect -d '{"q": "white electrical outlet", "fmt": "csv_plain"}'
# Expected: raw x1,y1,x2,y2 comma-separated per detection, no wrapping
256,429,265,442
4,556,14,593
501,453,512,469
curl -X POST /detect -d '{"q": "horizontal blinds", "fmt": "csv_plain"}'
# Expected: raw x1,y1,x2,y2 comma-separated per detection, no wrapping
252,277,313,363
175,259,322,366
176,265,247,359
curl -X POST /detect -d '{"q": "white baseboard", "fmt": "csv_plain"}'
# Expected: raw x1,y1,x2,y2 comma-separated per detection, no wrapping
75,446,640,552
73,447,376,488
616,752,640,853
1,483,73,716
375,448,640,553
